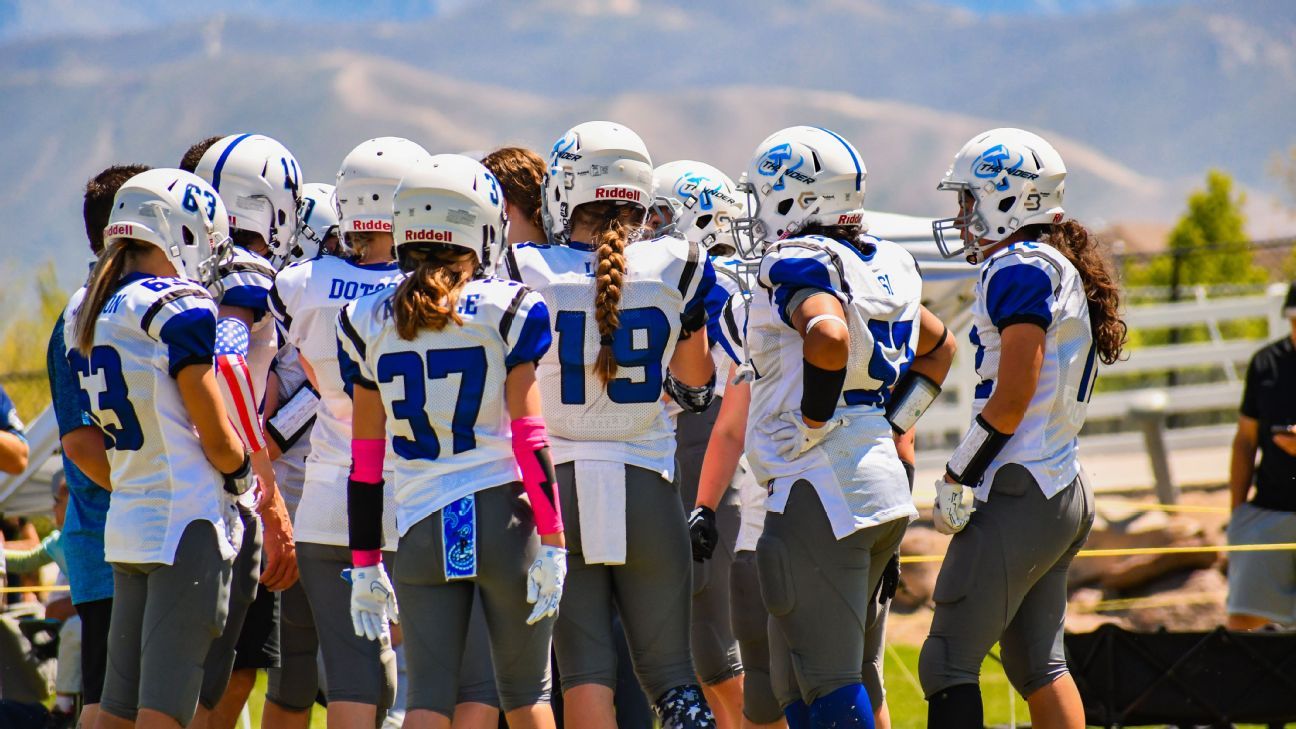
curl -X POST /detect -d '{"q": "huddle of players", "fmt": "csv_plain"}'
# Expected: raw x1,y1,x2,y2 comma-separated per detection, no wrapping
60,118,1123,729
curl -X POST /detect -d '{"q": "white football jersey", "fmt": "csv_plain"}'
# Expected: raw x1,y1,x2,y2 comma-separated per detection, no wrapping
733,235,921,539
507,236,716,477
218,246,279,396
270,256,403,546
967,240,1093,501
338,277,552,536
63,274,237,565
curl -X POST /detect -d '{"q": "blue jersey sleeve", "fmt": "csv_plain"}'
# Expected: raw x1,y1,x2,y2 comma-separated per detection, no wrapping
703,284,740,364
218,256,275,321
336,304,375,395
159,306,217,377
683,256,718,326
505,295,553,369
759,239,847,327
47,314,94,436
985,261,1054,331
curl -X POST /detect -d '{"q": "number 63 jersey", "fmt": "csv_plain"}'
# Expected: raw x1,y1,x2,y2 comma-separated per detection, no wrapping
508,236,715,479
63,274,238,565
337,277,552,537
736,235,921,538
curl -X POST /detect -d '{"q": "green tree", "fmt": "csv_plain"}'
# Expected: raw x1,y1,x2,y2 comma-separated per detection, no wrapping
1125,169,1263,291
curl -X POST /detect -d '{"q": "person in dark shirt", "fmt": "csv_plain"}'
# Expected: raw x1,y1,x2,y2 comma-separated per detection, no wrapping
1227,282,1296,630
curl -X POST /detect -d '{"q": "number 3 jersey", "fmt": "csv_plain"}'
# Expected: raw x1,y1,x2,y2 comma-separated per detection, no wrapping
508,236,716,478
62,274,238,565
337,277,551,536
269,256,403,547
967,241,1094,502
728,235,921,538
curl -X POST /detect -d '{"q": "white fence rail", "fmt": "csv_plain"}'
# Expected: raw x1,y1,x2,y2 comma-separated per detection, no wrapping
915,284,1289,458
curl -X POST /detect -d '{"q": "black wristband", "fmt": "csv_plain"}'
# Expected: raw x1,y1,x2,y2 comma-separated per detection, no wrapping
945,414,1012,486
801,359,846,423
346,478,385,552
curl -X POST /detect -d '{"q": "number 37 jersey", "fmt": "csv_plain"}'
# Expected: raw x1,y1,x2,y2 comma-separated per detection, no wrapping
337,277,552,537
508,236,716,478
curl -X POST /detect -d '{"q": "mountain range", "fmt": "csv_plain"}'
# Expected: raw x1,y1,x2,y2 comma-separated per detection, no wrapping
2,0,1292,285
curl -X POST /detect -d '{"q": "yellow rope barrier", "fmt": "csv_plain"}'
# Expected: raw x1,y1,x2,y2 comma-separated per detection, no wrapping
1092,499,1230,515
898,541,1296,565
0,583,71,594
1075,590,1227,614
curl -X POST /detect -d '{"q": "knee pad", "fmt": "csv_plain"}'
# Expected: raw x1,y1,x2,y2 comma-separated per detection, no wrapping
783,699,810,729
653,684,717,729
808,683,873,728
926,683,982,729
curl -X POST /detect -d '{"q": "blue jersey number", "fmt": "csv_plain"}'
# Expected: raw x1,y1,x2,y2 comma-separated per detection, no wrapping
554,307,671,405
377,347,487,461
843,319,914,407
70,346,144,451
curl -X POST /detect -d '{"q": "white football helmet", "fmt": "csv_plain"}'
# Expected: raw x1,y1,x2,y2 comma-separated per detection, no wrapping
194,134,303,261
732,126,867,258
933,127,1067,264
651,160,745,253
335,137,432,237
541,121,653,246
393,154,508,273
104,168,233,293
292,182,340,262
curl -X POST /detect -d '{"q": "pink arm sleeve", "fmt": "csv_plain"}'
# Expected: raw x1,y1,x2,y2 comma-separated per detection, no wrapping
510,416,563,535
350,438,386,567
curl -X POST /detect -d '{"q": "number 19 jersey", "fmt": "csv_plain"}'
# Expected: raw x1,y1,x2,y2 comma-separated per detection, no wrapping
337,277,552,536
508,236,715,479
63,274,238,565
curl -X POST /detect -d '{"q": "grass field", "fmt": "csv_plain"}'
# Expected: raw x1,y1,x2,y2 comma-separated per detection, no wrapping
235,642,1030,729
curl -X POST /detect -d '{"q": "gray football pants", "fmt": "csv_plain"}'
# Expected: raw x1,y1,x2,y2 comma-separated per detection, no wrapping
757,481,907,707
919,464,1094,698
553,462,698,702
395,483,551,716
676,397,744,686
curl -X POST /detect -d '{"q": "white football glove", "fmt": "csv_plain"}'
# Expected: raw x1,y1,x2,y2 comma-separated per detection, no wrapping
525,545,568,625
933,478,974,535
769,411,847,460
345,564,399,643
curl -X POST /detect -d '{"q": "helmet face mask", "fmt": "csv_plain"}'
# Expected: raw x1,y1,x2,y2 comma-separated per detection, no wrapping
291,182,340,264
932,128,1067,265
650,160,744,255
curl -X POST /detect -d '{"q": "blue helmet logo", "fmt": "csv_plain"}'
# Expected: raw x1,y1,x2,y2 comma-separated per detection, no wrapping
758,143,804,191
675,172,718,211
550,133,579,164
972,144,1023,191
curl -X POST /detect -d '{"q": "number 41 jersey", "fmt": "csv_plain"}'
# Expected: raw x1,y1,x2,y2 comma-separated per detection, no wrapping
508,236,715,479
337,277,552,537
63,273,237,565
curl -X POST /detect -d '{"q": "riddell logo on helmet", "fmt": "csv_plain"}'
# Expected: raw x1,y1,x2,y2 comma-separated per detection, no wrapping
351,219,392,232
404,229,454,243
594,187,642,202
837,214,863,225
104,223,134,238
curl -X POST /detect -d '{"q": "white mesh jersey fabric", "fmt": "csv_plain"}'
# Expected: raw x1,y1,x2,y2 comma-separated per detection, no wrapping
62,278,236,565
339,277,550,536
511,235,713,479
967,241,1093,501
740,236,921,538
270,256,403,546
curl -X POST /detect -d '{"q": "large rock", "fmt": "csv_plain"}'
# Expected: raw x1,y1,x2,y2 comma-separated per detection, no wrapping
1099,536,1220,592
1118,568,1228,632
1068,511,1208,589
